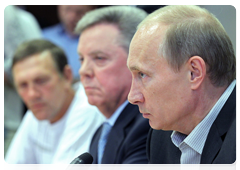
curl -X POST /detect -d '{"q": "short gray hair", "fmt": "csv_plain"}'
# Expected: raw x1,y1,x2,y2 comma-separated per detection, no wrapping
75,5,148,53
138,5,235,87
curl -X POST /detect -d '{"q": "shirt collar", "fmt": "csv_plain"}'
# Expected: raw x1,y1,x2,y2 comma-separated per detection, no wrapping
171,80,236,154
106,100,129,127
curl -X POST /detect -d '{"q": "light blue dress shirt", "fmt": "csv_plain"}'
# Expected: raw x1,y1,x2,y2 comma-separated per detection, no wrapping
42,24,81,79
171,80,236,164
106,100,129,127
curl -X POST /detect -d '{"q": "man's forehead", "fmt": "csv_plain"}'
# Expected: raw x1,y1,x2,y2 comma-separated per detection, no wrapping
138,23,160,36
127,55,139,71
128,35,165,73
138,22,168,39
130,24,163,53
127,44,148,73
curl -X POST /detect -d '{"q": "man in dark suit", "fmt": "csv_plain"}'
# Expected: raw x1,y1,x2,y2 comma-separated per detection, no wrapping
127,5,236,164
75,6,150,164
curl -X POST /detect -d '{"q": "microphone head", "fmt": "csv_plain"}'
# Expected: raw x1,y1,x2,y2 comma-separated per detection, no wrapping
78,152,93,169
70,152,93,164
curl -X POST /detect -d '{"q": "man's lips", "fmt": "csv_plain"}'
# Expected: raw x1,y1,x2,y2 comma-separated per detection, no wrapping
84,86,95,89
31,103,45,110
84,86,98,92
142,113,151,118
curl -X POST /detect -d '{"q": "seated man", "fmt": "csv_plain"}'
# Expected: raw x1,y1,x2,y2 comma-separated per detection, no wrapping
75,6,150,164
127,5,236,164
5,39,105,164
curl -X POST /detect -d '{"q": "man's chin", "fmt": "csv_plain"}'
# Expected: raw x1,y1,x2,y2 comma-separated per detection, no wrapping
87,97,102,107
148,119,162,130
88,99,97,106
33,112,48,121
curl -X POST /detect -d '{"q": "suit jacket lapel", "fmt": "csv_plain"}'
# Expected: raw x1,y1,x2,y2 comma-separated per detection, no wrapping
201,87,236,163
200,124,223,163
101,103,139,163
90,127,102,164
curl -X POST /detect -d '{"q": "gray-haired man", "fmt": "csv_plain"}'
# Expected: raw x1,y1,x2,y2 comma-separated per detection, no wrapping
75,6,150,164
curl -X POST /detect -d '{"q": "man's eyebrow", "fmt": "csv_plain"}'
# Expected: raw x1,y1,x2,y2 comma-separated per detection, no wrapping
89,51,108,56
128,63,150,75
79,51,108,57
127,58,141,71
128,65,140,71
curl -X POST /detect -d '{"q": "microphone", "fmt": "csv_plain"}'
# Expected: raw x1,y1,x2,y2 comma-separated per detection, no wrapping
66,152,93,170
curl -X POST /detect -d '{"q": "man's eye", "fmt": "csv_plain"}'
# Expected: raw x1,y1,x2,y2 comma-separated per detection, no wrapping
95,56,104,60
79,57,84,63
139,72,146,78
35,78,48,85
18,83,28,89
94,56,107,66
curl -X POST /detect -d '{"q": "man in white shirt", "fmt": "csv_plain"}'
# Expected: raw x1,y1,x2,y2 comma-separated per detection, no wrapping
4,5,42,154
5,39,105,164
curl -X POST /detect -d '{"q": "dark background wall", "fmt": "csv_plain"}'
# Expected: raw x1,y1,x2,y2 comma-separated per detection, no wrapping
19,5,235,53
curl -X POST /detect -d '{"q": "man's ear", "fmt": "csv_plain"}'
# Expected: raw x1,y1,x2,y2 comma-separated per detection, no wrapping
63,65,73,85
188,56,206,90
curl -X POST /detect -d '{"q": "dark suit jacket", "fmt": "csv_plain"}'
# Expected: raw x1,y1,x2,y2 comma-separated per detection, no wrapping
147,87,236,164
90,103,150,164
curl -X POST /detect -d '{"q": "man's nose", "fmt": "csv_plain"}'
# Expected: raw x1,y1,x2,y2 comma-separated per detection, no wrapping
79,59,93,79
128,80,144,105
27,84,40,99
